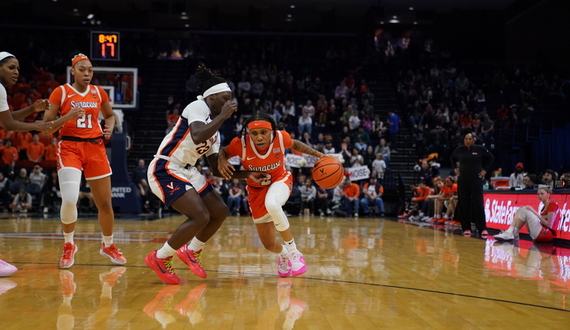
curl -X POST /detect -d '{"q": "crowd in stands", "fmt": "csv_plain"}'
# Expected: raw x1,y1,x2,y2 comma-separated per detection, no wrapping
3,28,568,217
154,31,568,218
152,34,399,217
391,41,567,166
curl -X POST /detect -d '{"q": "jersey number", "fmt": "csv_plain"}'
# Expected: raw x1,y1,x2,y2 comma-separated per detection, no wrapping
77,114,93,129
196,142,210,155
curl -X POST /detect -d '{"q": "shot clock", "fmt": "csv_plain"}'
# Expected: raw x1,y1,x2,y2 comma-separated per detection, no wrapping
90,31,120,61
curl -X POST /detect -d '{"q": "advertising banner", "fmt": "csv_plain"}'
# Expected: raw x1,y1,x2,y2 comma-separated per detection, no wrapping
484,192,570,241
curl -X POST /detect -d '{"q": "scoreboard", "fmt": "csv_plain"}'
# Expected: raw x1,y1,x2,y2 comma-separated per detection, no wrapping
90,31,120,61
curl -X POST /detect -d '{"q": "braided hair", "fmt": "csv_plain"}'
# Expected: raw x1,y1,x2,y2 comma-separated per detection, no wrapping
196,64,226,93
239,111,278,148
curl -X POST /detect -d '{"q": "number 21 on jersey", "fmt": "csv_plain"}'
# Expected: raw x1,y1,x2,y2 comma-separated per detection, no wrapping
77,114,93,129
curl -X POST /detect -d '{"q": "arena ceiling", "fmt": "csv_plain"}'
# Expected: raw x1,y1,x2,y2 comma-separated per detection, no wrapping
1,0,520,30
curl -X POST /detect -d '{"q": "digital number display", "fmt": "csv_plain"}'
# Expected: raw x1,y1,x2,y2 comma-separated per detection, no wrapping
90,31,120,61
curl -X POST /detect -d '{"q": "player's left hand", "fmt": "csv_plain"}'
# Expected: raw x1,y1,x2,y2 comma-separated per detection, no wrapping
32,99,50,112
103,125,113,139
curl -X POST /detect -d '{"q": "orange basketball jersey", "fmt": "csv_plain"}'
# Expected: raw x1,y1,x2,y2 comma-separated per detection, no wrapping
226,130,293,188
49,83,109,139
441,183,457,198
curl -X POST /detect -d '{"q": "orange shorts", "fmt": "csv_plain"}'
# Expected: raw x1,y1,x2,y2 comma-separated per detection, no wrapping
246,174,292,222
57,140,112,179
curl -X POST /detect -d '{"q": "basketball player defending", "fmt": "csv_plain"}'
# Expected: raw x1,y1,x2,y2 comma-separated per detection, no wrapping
218,112,328,277
145,66,269,284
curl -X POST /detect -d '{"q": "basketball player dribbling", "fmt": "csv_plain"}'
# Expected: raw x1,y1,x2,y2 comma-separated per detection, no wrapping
218,112,329,277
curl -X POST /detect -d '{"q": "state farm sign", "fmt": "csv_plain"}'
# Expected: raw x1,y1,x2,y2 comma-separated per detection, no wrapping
484,192,570,241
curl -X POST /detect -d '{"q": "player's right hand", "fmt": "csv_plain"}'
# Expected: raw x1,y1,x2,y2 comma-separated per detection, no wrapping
67,107,86,120
218,158,235,180
220,101,237,119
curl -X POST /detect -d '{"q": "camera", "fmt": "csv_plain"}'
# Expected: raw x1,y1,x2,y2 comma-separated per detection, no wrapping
553,180,570,189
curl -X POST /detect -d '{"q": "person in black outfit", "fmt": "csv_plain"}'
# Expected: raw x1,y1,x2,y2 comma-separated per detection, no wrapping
450,133,494,238
132,159,149,196
42,171,61,213
132,158,157,213
0,172,12,211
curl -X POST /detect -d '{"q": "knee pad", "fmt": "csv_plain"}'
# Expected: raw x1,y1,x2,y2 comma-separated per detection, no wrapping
273,216,290,232
60,210,78,225
58,168,82,224
266,200,290,231
265,182,291,232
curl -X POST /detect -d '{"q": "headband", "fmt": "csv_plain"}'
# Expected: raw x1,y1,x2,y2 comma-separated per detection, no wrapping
71,54,90,67
196,82,231,101
0,52,15,63
248,121,272,130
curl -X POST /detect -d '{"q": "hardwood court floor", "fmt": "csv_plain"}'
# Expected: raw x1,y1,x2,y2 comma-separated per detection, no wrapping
0,212,569,329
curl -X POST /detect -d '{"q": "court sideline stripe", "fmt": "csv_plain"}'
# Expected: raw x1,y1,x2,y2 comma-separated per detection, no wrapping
9,262,569,313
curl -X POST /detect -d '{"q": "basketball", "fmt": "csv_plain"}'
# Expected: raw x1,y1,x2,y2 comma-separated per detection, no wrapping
312,157,345,189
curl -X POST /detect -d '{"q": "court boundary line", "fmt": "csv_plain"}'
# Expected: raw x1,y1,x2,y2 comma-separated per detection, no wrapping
9,261,569,313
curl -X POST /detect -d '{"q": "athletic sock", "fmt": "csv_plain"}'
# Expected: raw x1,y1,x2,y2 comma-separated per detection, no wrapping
63,231,75,244
188,237,206,251
279,245,289,256
156,242,177,259
285,239,297,252
102,235,113,247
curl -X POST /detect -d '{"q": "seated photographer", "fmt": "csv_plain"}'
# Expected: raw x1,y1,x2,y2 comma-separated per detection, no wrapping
10,188,32,213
